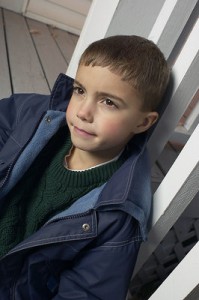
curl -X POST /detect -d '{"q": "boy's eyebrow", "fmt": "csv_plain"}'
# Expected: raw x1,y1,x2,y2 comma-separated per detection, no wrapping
74,79,125,103
97,92,125,103
73,79,85,89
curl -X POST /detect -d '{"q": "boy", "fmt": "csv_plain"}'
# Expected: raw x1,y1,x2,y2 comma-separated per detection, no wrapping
0,35,169,299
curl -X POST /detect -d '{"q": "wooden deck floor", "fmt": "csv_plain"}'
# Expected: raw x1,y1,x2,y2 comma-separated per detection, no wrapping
0,8,181,190
0,8,78,98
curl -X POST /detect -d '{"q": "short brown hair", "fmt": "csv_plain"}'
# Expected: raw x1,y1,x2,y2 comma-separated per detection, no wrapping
79,35,170,111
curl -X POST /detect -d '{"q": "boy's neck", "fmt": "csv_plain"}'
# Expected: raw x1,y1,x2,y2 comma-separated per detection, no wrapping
66,147,122,171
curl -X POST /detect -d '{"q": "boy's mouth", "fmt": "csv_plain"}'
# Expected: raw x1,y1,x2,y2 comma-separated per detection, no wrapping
73,126,96,137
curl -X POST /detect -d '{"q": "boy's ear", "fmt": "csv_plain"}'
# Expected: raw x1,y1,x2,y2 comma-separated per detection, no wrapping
136,112,159,133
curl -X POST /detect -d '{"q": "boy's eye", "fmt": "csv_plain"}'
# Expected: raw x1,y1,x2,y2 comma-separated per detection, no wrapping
73,86,84,95
104,99,117,108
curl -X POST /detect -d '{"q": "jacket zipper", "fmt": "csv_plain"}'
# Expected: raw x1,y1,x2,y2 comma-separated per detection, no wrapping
11,281,17,300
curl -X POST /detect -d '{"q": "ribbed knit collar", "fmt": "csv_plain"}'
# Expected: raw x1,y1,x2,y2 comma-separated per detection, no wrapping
46,126,127,189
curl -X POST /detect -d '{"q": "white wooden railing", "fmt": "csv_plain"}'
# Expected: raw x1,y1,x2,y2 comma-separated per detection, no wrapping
67,1,199,299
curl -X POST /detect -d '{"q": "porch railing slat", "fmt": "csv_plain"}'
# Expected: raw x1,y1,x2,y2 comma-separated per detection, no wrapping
133,124,199,276
148,18,199,164
66,0,120,78
0,8,12,98
148,241,199,300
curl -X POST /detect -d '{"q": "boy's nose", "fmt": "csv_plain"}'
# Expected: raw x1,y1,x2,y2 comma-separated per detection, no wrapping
76,101,94,123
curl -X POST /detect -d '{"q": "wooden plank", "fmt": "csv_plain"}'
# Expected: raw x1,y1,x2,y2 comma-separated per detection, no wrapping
67,0,120,77
156,142,180,175
152,0,198,59
148,18,199,164
107,0,165,38
4,9,49,94
0,8,12,98
49,0,91,16
133,124,199,276
48,26,78,65
69,32,79,45
151,163,164,193
148,0,178,44
27,18,68,89
25,0,87,35
148,242,199,300
0,0,25,13
184,96,199,134
179,90,198,129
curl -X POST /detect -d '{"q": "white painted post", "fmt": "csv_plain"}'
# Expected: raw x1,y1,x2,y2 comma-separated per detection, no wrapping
134,123,199,275
148,0,178,43
66,0,120,78
184,99,199,134
148,241,199,300
148,18,199,164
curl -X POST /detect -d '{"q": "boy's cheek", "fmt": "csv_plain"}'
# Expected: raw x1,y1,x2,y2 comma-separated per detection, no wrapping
103,119,128,132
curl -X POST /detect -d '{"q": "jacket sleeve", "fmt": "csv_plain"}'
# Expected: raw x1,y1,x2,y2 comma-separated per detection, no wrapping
52,210,142,300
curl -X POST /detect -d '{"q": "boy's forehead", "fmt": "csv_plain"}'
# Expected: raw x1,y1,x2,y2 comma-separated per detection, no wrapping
75,65,133,91
76,65,127,86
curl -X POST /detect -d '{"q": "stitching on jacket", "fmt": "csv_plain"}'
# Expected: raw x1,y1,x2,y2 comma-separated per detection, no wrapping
100,236,142,246
8,235,141,256
8,213,97,253
8,233,96,254
98,237,142,248
10,134,23,148
97,157,138,206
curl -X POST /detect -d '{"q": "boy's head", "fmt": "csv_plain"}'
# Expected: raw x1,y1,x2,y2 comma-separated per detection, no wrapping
79,35,170,112
66,35,170,167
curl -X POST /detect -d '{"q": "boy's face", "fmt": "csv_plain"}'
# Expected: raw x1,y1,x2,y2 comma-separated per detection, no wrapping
66,65,158,161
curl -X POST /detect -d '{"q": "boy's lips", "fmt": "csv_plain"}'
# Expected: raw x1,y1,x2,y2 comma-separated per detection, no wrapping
73,126,96,137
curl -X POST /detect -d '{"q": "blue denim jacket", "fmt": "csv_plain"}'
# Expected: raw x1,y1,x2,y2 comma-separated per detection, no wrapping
0,74,152,300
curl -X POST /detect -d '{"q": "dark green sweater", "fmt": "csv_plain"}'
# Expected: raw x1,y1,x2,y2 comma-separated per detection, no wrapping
0,126,126,258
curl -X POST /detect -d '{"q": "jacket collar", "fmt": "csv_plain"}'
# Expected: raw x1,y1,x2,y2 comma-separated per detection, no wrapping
49,73,74,111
